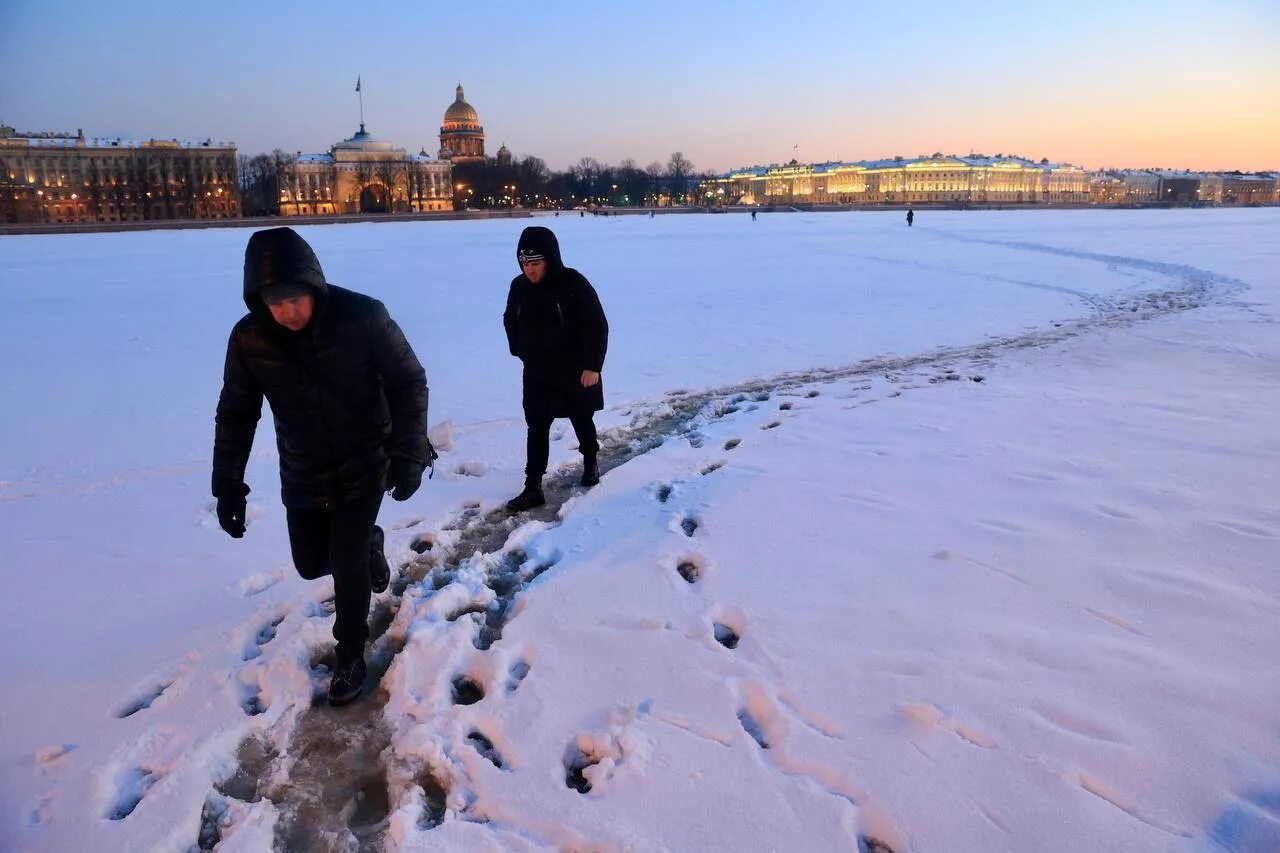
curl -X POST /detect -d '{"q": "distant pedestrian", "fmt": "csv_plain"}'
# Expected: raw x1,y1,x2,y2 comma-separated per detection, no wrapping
212,227,433,707
649,211,655,219
751,209,757,221
580,211,584,218
906,209,915,227
503,227,609,511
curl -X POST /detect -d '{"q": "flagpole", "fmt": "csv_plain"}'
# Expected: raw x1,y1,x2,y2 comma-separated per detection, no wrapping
357,75,365,130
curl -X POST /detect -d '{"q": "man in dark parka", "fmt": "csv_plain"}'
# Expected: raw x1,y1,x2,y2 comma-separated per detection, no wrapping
212,227,431,706
503,226,608,511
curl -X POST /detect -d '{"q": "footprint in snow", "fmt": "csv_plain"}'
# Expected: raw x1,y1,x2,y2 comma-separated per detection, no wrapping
700,461,724,475
674,553,706,585
679,513,700,537
506,659,531,693
116,680,174,719
467,731,506,769
242,611,287,661
761,421,781,430
723,438,741,450
107,766,163,820
239,667,269,716
451,675,485,706
237,570,284,597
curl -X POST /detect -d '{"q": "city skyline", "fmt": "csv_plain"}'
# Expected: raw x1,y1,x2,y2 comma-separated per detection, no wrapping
2,0,1277,173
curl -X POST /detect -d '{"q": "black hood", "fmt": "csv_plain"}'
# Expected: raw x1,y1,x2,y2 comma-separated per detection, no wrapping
516,226,564,273
243,227,329,315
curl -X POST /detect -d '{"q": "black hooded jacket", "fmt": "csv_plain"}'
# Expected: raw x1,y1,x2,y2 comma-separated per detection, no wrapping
213,227,429,508
503,227,608,418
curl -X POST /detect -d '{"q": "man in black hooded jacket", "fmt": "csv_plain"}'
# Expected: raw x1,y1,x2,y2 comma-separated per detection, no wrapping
503,226,608,510
212,226,431,706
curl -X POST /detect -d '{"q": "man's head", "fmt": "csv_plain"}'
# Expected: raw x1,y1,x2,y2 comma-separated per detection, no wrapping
243,227,328,325
519,254,548,284
262,283,315,331
516,226,562,284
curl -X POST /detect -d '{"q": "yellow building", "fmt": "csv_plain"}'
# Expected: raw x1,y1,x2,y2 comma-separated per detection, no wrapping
280,124,452,216
1,124,238,224
438,84,485,163
707,155,1090,206
1223,175,1277,204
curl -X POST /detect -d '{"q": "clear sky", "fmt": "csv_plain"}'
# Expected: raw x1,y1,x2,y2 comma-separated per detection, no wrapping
2,0,1277,173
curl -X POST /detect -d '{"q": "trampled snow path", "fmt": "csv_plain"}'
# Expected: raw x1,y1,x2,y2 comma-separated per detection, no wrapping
144,240,1250,851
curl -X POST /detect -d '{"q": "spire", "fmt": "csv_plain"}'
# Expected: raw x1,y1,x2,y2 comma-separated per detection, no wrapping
456,84,464,101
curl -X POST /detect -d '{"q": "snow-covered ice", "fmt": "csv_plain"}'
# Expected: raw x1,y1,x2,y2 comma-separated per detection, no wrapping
1,209,1277,851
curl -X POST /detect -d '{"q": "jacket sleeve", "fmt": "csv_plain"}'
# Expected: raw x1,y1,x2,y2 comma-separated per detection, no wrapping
212,326,262,497
575,275,608,373
369,301,430,466
502,279,520,358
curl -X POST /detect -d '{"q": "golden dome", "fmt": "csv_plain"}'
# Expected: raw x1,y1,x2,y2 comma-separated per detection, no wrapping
443,84,479,126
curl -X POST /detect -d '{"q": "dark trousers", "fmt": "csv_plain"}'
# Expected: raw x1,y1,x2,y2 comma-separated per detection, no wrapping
525,414,598,484
286,491,384,664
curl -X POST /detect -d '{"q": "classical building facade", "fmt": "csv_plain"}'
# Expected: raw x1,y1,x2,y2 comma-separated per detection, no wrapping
1,125,238,224
1089,171,1161,204
438,84,485,163
707,155,1090,206
279,124,452,216
1223,174,1277,204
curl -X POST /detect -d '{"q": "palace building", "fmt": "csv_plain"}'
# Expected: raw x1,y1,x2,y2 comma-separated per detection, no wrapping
279,124,452,216
438,84,485,163
707,155,1090,206
0,124,238,224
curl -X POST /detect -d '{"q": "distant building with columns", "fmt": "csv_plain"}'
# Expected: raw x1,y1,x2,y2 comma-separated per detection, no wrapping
280,124,452,215
706,155,1090,206
1,124,238,224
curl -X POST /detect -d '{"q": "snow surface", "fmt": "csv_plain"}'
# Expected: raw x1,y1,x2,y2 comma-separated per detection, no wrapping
1,209,1278,851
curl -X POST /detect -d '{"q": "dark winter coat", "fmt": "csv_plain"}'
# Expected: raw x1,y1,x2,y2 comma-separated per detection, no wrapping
503,228,608,421
213,228,430,509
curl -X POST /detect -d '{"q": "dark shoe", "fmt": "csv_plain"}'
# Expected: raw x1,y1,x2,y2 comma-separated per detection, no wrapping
581,457,600,487
328,656,367,707
506,484,546,512
369,525,390,594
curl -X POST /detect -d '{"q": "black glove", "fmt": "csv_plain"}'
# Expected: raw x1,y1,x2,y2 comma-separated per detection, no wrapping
388,458,424,502
213,480,249,538
216,494,247,538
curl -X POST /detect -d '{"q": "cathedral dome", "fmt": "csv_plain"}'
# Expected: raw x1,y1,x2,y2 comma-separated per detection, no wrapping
443,85,479,127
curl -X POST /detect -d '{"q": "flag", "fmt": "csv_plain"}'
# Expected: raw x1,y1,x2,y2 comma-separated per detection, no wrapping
793,144,798,150
356,76,361,93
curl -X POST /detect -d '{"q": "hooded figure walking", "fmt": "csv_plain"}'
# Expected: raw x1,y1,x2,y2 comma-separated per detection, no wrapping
906,209,915,227
212,227,431,706
503,226,608,511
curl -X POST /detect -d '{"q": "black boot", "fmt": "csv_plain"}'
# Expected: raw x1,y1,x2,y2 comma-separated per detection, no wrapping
506,481,546,512
328,655,367,707
581,456,600,487
369,525,390,594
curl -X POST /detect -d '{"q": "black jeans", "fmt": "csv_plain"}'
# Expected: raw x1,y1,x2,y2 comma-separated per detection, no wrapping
286,491,384,664
526,414,598,484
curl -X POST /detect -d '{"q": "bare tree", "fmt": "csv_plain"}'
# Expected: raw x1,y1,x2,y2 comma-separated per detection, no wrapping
374,160,401,212
666,152,693,201
645,161,664,205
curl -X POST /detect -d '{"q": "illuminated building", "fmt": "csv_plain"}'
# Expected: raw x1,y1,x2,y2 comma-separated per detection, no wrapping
707,155,1089,206
1223,174,1277,204
280,124,452,215
438,84,485,163
0,124,238,225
